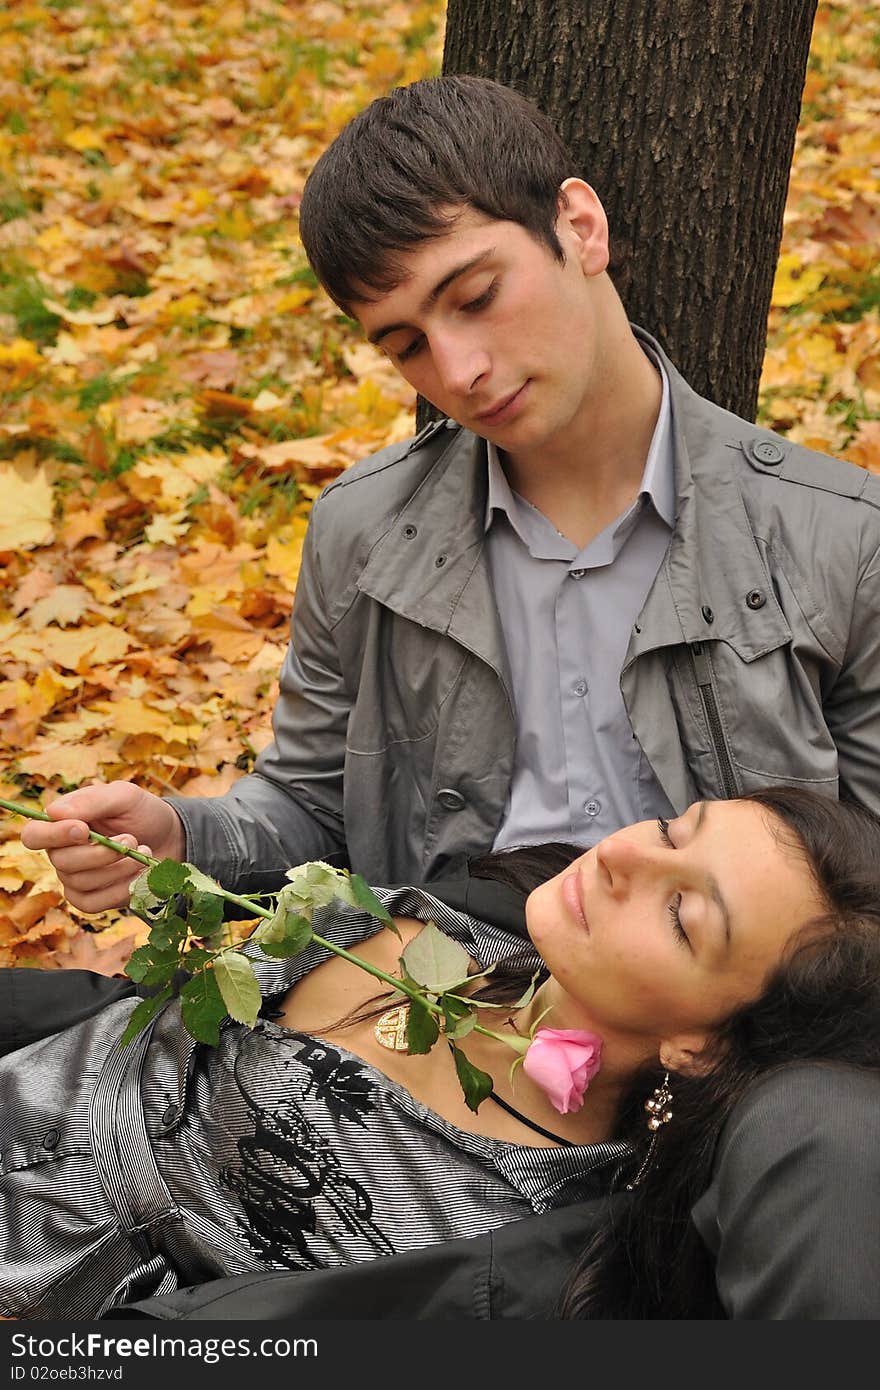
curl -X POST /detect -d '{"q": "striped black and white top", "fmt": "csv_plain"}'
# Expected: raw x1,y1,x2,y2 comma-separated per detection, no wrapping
0,884,629,1321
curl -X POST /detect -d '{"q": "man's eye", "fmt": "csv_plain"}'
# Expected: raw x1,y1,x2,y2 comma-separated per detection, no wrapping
396,336,424,363
462,280,498,314
657,816,672,845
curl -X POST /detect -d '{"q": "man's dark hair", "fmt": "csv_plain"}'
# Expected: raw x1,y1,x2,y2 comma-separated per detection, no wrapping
298,74,577,314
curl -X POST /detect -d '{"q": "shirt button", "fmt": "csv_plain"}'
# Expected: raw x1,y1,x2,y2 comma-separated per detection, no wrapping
584,799,601,817
569,568,587,580
437,788,466,811
573,679,588,697
41,1129,60,1151
161,1105,177,1127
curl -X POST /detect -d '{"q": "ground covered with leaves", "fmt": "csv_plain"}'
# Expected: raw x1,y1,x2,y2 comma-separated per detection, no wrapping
1,0,878,968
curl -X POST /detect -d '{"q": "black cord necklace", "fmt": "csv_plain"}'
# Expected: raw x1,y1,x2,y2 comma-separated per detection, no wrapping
486,1090,575,1146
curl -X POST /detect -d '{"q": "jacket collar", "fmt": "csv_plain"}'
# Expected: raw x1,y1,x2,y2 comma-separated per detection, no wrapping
358,326,791,668
358,425,513,689
628,328,790,664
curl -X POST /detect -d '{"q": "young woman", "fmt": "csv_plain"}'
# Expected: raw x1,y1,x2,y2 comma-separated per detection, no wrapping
2,786,879,1320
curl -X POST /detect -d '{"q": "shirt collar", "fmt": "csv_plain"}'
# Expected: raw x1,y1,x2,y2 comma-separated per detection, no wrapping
484,349,675,533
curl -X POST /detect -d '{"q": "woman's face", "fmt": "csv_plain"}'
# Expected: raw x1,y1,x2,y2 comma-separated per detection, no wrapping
525,800,825,1054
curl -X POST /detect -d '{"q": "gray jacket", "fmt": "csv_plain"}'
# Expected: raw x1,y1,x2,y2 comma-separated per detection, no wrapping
172,330,880,892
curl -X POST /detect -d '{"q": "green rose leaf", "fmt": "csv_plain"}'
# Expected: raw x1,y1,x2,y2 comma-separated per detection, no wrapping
183,945,215,972
129,869,164,919
511,971,541,1010
118,985,173,1048
401,921,473,994
442,996,477,1040
348,873,396,929
187,890,226,938
125,944,179,986
125,944,160,984
213,953,262,1028
184,865,225,896
147,914,189,953
252,901,314,958
283,860,352,911
405,997,440,1055
180,968,227,1046
147,858,191,899
451,1044,494,1113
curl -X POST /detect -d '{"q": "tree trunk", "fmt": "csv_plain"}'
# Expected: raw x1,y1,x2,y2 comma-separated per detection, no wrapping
438,0,818,422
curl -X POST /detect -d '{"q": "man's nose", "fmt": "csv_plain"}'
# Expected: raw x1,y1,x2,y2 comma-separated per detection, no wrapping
432,332,490,397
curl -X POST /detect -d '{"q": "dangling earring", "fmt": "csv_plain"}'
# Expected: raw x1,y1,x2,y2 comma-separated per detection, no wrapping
626,1072,673,1190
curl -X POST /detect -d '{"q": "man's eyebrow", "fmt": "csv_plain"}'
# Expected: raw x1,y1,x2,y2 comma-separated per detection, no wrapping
366,249,495,346
694,802,732,947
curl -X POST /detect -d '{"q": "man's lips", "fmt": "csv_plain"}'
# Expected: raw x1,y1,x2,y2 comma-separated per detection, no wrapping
474,382,527,423
562,869,590,933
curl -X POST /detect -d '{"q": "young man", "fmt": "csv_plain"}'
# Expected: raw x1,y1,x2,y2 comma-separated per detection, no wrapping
23,76,880,909
21,76,880,1318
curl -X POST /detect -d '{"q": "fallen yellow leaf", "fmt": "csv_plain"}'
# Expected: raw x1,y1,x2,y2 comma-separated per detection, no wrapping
0,458,54,551
771,254,827,308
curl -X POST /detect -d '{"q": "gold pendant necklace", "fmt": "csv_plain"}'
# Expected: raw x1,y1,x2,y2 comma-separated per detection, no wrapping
374,1001,446,1052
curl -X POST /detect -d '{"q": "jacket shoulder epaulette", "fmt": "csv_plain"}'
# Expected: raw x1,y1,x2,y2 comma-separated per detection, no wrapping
737,428,880,510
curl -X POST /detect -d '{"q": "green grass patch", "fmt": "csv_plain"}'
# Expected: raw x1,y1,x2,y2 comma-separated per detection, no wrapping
0,274,62,345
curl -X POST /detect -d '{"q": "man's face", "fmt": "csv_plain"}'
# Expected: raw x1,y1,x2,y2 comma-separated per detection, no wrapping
351,199,607,460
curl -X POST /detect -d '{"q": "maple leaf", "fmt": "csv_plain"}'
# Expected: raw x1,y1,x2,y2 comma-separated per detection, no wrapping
24,585,93,629
0,457,54,551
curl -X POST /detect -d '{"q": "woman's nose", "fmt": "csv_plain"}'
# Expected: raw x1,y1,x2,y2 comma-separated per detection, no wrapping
595,834,648,895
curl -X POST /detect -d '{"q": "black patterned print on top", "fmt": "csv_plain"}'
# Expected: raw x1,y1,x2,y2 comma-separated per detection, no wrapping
220,1036,395,1269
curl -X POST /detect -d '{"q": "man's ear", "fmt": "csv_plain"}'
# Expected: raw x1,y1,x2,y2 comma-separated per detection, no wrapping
659,1031,714,1078
556,178,609,277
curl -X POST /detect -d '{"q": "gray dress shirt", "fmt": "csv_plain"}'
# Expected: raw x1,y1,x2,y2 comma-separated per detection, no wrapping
487,356,676,851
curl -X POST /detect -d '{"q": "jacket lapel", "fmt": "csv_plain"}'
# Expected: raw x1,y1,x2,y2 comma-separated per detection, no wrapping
357,428,513,694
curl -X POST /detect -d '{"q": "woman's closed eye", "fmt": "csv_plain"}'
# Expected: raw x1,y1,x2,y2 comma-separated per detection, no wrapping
658,818,691,949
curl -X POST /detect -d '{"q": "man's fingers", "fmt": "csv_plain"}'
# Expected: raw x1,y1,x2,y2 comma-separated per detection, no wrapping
44,782,137,822
63,859,144,898
21,817,91,852
65,877,141,914
45,836,139,876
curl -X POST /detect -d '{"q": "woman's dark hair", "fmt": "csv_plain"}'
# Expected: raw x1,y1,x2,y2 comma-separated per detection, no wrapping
298,74,577,314
556,785,880,1319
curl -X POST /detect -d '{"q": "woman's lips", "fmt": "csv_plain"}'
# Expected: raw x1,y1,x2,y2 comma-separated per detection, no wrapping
562,869,590,933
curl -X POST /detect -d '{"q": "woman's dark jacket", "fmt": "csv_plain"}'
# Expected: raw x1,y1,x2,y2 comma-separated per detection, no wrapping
3,873,878,1321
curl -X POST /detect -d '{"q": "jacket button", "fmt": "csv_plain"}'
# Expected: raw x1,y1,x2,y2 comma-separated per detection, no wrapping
746,589,766,610
161,1105,177,1127
569,568,587,580
437,788,465,811
701,605,714,624
434,554,447,568
402,524,418,539
41,1129,60,1151
750,439,785,466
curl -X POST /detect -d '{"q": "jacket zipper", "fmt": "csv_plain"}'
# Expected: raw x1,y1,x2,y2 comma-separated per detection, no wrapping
690,642,739,799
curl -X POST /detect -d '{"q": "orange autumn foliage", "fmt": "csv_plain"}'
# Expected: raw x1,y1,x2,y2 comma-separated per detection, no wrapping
0,0,878,968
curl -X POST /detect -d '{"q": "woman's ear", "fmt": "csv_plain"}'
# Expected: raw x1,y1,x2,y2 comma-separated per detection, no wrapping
556,178,609,277
659,1031,714,1078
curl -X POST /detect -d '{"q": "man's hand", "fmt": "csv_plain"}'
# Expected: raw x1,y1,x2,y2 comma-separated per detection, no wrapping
20,782,186,913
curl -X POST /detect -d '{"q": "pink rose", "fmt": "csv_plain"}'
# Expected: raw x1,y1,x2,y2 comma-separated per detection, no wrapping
522,1028,603,1114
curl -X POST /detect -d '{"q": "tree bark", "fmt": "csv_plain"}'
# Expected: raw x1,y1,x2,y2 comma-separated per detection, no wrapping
438,0,818,422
